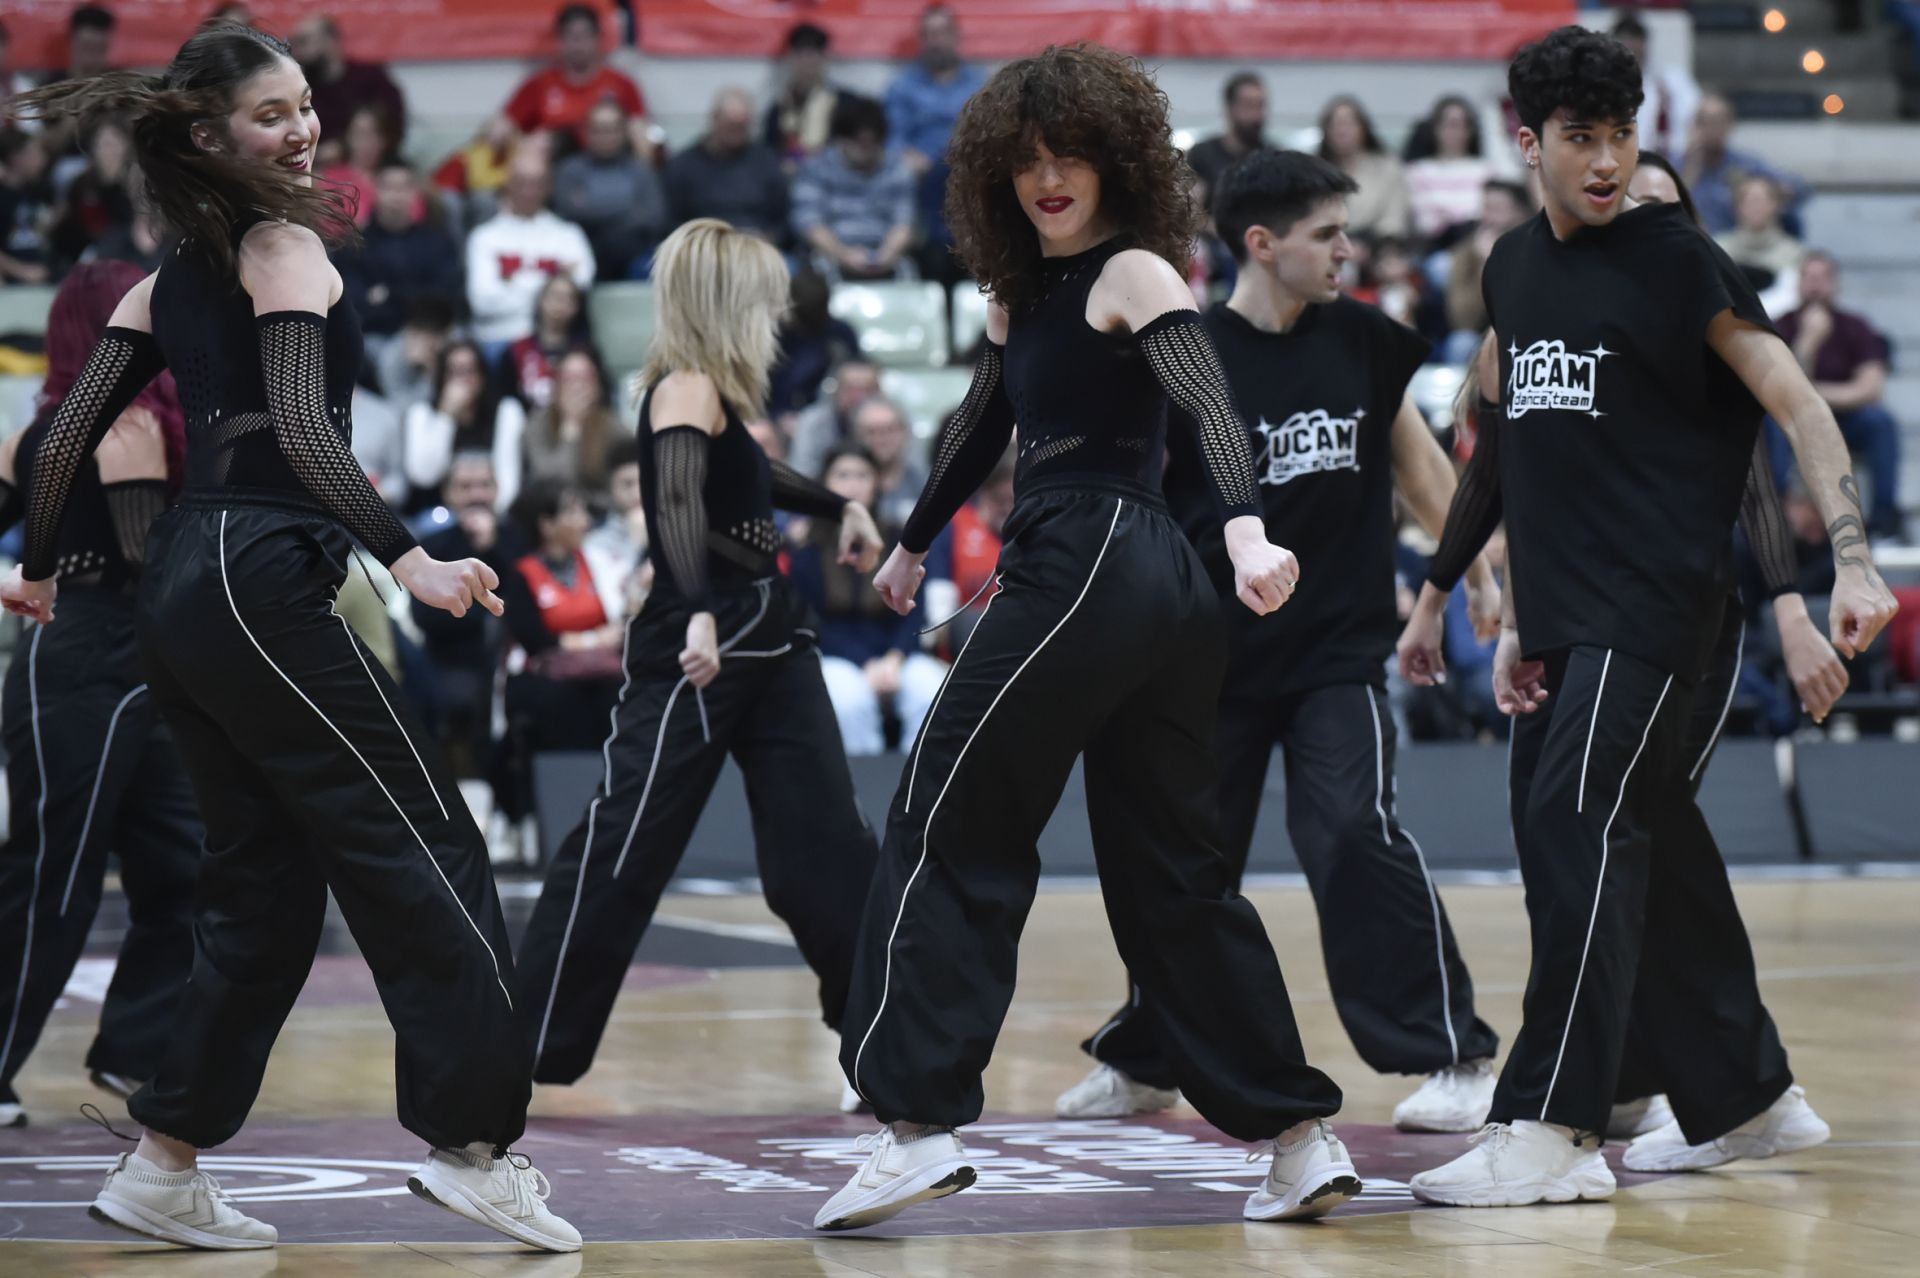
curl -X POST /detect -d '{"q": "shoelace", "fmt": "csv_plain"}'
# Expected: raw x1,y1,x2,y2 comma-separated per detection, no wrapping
504,1152,553,1203
1467,1123,1513,1150
1246,1120,1327,1165
852,1129,885,1155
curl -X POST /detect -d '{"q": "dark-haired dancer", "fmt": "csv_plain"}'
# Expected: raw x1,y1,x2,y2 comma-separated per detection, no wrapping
1059,149,1502,1134
514,218,884,1088
7,25,577,1251
0,262,199,1130
819,44,1355,1233
1402,27,1893,1207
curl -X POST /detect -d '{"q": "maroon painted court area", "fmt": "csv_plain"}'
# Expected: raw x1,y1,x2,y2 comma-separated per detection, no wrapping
0,1114,1668,1244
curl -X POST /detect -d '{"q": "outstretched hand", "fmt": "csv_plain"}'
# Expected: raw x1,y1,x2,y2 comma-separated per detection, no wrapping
393,547,503,619
0,565,55,625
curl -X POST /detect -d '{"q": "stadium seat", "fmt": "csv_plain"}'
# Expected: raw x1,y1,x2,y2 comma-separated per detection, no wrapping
950,284,989,358
588,281,656,406
829,282,949,368
0,285,57,339
882,366,975,440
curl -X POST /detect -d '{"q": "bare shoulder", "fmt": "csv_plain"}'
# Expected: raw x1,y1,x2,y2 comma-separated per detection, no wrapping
1094,247,1195,331
651,369,726,435
238,219,327,264
237,221,337,313
108,273,159,333
985,298,1010,344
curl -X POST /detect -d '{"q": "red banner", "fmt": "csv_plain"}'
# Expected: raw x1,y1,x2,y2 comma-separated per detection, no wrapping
636,0,1577,61
0,1,617,72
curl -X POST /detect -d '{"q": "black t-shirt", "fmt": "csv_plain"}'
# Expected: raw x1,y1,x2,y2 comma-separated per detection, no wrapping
1166,298,1430,698
1188,135,1273,196
1483,202,1772,682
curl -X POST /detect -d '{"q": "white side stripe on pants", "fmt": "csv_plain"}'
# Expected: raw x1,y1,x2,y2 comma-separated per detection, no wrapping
60,684,148,916
1539,671,1673,1121
0,628,51,1073
1366,686,1459,1065
1689,616,1745,782
903,575,1003,815
333,610,448,822
851,499,1123,1104
217,513,514,1010
1576,650,1613,814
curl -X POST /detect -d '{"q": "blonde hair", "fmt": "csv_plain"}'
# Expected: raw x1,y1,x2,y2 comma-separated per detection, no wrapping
642,219,789,419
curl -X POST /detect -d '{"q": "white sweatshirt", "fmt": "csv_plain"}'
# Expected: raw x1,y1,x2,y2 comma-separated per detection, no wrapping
464,209,597,345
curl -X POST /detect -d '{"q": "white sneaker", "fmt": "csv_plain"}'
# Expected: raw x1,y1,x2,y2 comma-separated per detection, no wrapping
407,1146,582,1252
1624,1085,1831,1173
840,1079,873,1115
1607,1093,1673,1141
1393,1059,1497,1133
813,1127,977,1231
1410,1121,1615,1207
0,1102,23,1128
1243,1119,1362,1221
1054,1063,1180,1119
89,1152,277,1249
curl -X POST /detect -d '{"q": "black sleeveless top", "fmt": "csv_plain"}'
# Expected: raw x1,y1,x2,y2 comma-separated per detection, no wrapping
635,381,779,602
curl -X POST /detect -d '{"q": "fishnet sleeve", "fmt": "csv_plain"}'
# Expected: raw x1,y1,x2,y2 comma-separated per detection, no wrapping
652,425,714,607
103,480,169,570
768,457,849,520
899,342,1016,553
1425,398,1504,593
22,327,165,581
1740,431,1796,600
1135,311,1259,522
258,313,418,565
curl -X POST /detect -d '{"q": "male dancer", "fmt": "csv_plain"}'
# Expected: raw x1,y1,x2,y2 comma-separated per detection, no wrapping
1060,150,1505,1134
1408,26,1894,1207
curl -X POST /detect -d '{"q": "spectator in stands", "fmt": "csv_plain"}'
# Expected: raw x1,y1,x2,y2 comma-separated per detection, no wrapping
1768,251,1904,540
405,338,530,513
319,103,399,229
554,99,667,282
339,159,462,342
747,416,789,464
770,267,863,417
1404,95,1500,244
375,295,456,418
1612,11,1700,158
0,21,39,134
1716,174,1806,317
1441,177,1533,363
852,396,926,526
1353,235,1421,330
790,357,881,480
499,272,594,411
205,3,253,27
465,147,596,353
887,4,984,285
351,372,409,510
290,15,407,165
665,88,790,241
57,6,116,80
48,116,132,273
1684,91,1808,234
494,4,651,157
793,94,915,281
1188,73,1274,207
524,347,626,492
923,442,1014,653
790,443,946,754
1317,95,1411,239
0,127,52,283
411,453,523,776
581,436,648,625
89,206,165,274
765,22,847,169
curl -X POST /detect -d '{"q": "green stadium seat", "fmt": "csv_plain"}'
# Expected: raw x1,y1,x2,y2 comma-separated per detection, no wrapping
589,281,656,410
881,366,975,442
0,285,57,339
950,284,989,358
829,282,948,367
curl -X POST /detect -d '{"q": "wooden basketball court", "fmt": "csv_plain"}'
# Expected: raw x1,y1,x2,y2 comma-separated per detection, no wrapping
4,875,1916,1275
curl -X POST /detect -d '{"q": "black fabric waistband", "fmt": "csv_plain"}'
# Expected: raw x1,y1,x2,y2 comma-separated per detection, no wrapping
176,485,329,518
1016,471,1169,514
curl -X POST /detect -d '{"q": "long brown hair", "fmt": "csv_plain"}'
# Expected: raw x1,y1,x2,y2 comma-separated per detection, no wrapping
15,24,354,273
944,44,1198,314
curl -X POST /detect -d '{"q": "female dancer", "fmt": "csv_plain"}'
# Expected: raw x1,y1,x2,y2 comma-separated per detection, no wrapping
514,218,886,1089
0,261,199,1129
817,45,1355,1232
7,26,577,1252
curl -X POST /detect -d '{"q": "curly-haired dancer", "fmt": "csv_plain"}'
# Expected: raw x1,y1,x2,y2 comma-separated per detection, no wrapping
1399,27,1893,1208
4,26,577,1251
817,45,1355,1233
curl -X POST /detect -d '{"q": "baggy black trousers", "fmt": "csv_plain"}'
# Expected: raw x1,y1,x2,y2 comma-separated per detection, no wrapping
0,589,199,1100
130,496,529,1151
1086,682,1500,1087
515,577,878,1084
1613,603,1792,1139
1490,628,1791,1141
839,478,1343,1141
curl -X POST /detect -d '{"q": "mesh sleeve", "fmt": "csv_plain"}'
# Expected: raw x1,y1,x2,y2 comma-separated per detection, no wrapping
258,313,418,566
768,457,849,520
899,342,1016,554
102,479,169,570
1425,398,1505,593
1740,431,1796,600
22,327,165,581
652,425,714,607
1135,311,1259,522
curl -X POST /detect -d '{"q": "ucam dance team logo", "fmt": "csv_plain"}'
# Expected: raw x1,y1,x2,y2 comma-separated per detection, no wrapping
1254,408,1364,486
1506,338,1614,419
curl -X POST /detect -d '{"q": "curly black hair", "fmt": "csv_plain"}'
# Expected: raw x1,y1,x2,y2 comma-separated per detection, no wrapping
1508,25,1644,135
944,44,1197,314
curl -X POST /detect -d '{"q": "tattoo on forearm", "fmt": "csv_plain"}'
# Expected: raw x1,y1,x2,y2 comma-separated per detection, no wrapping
1828,474,1871,571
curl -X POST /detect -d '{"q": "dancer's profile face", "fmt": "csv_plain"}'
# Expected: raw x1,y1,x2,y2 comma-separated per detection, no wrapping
1013,140,1102,251
214,55,318,187
1249,196,1352,305
1520,107,1636,235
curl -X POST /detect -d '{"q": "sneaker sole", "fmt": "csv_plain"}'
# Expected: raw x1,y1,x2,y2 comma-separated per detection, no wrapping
813,1160,977,1231
407,1168,582,1253
1244,1162,1363,1222
1626,1120,1832,1173
1394,1113,1489,1135
89,1194,275,1250
1409,1166,1616,1208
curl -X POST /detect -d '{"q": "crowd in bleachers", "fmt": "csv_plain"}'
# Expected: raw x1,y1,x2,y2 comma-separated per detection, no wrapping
0,2,1915,832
